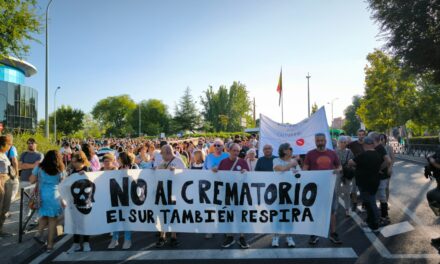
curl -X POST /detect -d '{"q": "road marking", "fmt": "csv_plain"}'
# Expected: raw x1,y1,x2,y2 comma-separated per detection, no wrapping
380,221,414,238
54,248,358,262
29,234,72,264
339,197,440,259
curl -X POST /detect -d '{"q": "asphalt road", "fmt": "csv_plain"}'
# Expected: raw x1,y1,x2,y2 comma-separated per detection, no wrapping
19,160,440,264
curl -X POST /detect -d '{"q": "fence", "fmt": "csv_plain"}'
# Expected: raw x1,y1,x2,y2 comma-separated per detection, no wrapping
391,141,439,158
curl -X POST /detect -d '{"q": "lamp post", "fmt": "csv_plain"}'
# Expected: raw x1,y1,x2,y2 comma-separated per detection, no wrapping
54,86,60,141
306,73,311,117
45,0,54,139
327,97,339,137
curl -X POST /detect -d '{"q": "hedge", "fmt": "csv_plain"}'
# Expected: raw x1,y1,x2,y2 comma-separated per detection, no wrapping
408,136,440,145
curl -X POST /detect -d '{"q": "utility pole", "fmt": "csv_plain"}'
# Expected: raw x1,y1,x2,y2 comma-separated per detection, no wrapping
306,73,311,117
45,0,54,139
54,86,61,141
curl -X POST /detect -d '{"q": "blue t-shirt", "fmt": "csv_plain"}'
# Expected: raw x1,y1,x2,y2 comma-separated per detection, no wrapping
203,152,229,170
7,146,18,160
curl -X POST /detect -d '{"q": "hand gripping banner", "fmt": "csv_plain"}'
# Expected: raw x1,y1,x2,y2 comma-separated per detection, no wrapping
59,168,336,237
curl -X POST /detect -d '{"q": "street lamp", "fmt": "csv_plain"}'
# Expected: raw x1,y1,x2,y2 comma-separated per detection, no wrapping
45,0,54,139
327,97,339,136
54,86,61,141
138,102,141,137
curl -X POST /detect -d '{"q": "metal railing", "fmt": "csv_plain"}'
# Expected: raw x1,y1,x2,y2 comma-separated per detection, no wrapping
391,142,439,158
18,184,37,243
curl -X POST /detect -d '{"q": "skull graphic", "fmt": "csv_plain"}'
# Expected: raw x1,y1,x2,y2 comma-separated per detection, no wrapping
71,179,96,215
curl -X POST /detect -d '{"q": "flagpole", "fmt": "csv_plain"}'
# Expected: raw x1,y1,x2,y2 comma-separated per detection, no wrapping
281,85,284,124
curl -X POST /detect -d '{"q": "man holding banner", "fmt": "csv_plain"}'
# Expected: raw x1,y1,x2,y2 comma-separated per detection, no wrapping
213,143,250,249
303,133,342,245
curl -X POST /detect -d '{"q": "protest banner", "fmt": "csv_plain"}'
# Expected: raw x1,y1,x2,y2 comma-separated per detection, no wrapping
59,168,336,237
259,107,333,157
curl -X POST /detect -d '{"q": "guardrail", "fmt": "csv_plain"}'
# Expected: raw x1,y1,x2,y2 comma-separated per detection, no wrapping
391,142,439,158
18,184,37,243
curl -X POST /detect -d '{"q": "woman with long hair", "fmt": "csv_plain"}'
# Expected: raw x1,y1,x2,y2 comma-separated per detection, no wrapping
29,150,65,252
81,143,101,171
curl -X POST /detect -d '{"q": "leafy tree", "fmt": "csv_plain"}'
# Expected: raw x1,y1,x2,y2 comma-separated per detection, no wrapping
342,95,362,135
200,82,253,132
411,76,440,131
130,99,171,136
173,87,201,132
311,103,318,114
357,50,417,131
50,105,84,136
91,95,136,137
81,114,104,138
0,0,40,59
368,0,440,82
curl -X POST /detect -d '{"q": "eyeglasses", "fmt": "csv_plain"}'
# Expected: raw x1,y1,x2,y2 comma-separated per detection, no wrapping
27,142,35,145
214,144,223,147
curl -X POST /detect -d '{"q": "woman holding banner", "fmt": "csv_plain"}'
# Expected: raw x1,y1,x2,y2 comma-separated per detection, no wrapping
272,143,299,248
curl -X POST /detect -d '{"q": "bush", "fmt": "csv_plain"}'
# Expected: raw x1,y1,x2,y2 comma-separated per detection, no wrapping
408,136,440,145
11,131,59,155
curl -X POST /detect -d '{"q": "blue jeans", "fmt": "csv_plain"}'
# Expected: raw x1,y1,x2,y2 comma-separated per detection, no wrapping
360,190,379,229
113,231,131,241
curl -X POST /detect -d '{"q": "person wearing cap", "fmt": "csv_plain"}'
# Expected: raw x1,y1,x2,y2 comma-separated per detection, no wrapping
348,136,384,231
19,138,44,187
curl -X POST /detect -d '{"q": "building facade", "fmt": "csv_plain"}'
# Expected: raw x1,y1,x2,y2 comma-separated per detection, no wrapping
0,57,38,131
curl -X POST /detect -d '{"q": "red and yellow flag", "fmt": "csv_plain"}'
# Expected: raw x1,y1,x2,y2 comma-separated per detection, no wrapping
276,69,282,106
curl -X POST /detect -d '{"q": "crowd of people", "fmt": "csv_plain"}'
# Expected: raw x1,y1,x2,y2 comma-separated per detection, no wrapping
0,130,395,252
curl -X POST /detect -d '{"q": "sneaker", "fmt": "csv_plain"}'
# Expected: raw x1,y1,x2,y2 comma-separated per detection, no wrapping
221,236,235,248
205,233,213,239
156,237,166,248
308,235,319,245
66,243,81,254
238,236,250,249
170,238,180,247
271,236,279,247
286,236,296,247
83,242,91,252
431,237,440,245
379,218,390,227
107,239,119,249
122,239,132,249
329,232,342,245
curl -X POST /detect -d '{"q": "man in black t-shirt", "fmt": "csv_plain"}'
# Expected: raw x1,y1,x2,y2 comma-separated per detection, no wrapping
347,129,367,211
369,132,392,223
349,137,383,231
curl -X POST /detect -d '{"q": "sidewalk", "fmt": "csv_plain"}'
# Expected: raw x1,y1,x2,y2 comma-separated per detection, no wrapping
0,198,49,264
395,153,427,165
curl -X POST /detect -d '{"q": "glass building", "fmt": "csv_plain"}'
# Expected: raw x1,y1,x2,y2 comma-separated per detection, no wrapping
0,57,38,131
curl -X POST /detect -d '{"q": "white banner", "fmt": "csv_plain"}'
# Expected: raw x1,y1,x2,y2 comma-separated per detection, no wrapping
259,107,333,156
59,169,336,237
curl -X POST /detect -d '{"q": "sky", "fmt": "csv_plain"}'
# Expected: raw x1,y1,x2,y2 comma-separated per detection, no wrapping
24,0,385,126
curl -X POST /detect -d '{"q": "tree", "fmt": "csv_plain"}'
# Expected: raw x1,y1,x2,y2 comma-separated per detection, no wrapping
342,95,362,135
368,0,440,82
50,105,85,136
411,76,440,131
129,99,171,136
200,82,253,132
91,95,136,137
311,103,318,114
0,0,40,59
173,87,201,132
81,114,104,138
357,50,417,131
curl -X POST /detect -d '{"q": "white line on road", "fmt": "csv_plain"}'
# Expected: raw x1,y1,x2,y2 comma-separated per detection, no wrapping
30,234,72,264
53,248,358,262
380,221,414,238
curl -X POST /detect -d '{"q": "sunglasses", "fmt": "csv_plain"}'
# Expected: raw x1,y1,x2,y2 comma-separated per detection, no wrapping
214,144,223,147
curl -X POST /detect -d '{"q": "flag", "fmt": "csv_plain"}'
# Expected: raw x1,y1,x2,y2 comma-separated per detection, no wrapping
276,69,282,106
